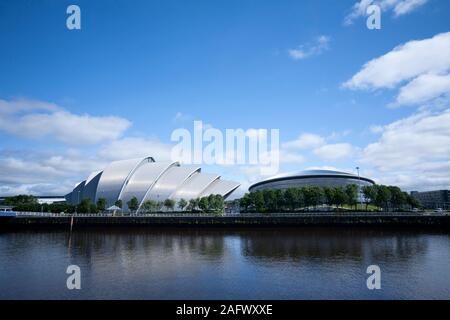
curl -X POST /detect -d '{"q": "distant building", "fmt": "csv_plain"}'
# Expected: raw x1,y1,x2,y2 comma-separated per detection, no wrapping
36,196,66,204
0,205,14,212
411,190,450,210
0,196,66,205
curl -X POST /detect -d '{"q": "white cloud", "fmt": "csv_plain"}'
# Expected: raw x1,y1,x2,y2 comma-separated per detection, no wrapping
0,135,176,196
344,32,450,89
313,143,355,160
344,32,450,107
288,35,331,60
344,0,428,25
360,109,450,170
0,98,131,144
0,149,106,196
279,150,305,164
98,137,174,162
0,98,59,114
358,108,450,191
393,0,428,16
394,73,450,106
370,125,384,134
282,133,325,149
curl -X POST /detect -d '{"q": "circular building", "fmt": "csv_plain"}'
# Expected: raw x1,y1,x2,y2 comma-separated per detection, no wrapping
249,169,375,192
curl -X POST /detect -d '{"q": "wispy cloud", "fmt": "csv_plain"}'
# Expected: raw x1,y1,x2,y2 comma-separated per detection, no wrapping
343,32,450,107
288,35,331,60
344,0,429,26
359,108,450,190
0,98,131,145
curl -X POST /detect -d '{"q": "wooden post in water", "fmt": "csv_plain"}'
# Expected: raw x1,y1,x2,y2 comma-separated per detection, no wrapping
70,215,74,233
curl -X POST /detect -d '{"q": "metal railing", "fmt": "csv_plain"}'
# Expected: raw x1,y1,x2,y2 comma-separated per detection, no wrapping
12,211,447,218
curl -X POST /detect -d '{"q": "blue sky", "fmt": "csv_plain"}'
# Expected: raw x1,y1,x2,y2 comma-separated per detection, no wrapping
1,0,450,196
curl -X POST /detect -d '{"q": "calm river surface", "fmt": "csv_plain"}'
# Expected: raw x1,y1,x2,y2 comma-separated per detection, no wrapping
1,227,450,300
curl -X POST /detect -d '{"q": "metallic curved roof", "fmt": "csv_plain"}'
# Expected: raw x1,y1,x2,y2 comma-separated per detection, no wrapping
120,161,179,211
170,172,220,200
66,156,240,211
199,179,241,199
143,165,201,203
95,157,155,207
81,171,103,203
249,169,375,191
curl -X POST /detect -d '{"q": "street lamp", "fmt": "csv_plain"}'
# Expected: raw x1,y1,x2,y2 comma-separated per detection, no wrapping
356,166,362,208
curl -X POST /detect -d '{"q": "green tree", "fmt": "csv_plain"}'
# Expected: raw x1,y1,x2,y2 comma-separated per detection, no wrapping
239,194,252,212
3,195,38,206
302,187,323,209
156,201,164,212
178,198,188,211
188,198,199,212
208,194,216,211
275,189,286,211
89,203,98,214
96,198,107,211
345,184,359,210
375,185,391,211
362,185,377,211
164,198,176,211
285,188,299,211
323,187,335,208
388,186,406,211
142,200,157,213
332,187,347,209
198,197,209,212
207,194,225,212
251,191,265,212
127,196,139,212
115,199,123,209
213,194,225,212
78,199,92,213
263,189,277,212
406,193,421,210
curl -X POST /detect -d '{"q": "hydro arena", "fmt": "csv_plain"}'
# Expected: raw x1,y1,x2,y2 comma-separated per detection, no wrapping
65,157,240,212
249,170,375,192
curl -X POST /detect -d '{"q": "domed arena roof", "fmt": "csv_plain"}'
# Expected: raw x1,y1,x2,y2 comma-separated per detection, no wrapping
249,169,375,192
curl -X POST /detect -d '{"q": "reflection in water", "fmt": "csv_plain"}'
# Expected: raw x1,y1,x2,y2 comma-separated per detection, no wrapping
0,227,449,299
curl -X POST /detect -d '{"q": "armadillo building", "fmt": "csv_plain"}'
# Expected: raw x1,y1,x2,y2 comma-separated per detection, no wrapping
65,157,240,212
249,170,375,192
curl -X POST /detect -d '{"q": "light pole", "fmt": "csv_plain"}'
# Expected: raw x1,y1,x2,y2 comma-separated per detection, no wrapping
356,166,362,208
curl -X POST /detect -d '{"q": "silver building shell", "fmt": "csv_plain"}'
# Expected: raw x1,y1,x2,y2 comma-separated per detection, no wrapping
65,157,240,212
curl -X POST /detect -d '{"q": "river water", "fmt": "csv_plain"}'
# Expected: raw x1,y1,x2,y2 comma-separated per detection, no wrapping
1,227,450,300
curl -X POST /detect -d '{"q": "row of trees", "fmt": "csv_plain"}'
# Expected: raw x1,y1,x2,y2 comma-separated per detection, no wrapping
361,185,420,211
1,194,225,214
240,184,421,213
139,194,225,213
